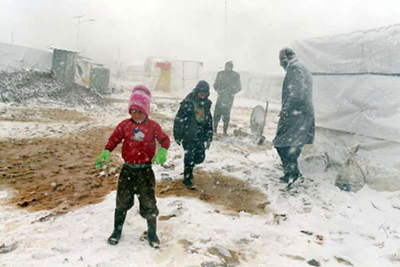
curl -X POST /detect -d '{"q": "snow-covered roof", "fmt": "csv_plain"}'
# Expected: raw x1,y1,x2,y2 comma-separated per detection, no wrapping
47,45,80,53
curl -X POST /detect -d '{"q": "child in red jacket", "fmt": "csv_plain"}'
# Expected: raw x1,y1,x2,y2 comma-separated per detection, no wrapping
95,85,170,248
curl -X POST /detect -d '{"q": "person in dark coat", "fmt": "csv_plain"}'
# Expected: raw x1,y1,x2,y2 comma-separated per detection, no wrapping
173,80,213,189
213,61,241,136
274,47,315,183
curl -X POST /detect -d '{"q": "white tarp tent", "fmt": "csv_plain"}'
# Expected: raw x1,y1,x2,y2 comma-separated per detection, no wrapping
292,24,400,191
0,42,52,71
292,24,400,143
170,59,203,91
241,71,284,104
145,57,203,92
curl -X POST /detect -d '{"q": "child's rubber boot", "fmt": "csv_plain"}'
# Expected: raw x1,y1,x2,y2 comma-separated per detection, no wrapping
107,230,121,245
182,179,197,190
147,217,161,249
183,165,196,190
107,209,127,245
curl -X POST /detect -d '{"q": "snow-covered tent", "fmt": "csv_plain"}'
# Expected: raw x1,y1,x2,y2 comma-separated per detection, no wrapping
241,71,284,103
145,57,203,92
292,24,400,191
0,42,52,71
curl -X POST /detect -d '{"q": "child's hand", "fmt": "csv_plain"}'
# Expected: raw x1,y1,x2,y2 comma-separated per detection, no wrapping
95,150,111,169
152,147,167,165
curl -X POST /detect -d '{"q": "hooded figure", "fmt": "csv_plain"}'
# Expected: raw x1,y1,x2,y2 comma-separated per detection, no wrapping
213,61,241,135
274,47,315,183
173,80,213,189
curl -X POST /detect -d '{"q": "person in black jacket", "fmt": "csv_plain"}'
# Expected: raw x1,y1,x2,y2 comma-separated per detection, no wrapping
213,61,241,136
173,81,213,190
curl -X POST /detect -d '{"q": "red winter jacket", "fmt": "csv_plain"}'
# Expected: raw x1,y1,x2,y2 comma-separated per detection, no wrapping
105,118,170,164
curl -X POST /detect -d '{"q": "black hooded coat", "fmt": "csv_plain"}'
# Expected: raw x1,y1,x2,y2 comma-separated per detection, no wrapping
173,85,213,146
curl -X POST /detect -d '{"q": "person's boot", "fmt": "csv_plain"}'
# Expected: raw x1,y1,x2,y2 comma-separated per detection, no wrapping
278,160,290,183
287,163,302,183
223,124,228,136
279,172,290,183
147,217,160,248
213,124,218,135
107,209,127,245
182,165,196,190
288,172,302,183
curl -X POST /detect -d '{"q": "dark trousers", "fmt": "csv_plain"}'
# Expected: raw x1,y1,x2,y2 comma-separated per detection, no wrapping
182,140,206,181
276,146,303,177
213,98,234,134
116,164,159,220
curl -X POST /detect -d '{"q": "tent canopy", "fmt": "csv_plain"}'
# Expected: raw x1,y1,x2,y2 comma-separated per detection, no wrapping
0,42,52,71
292,24,400,143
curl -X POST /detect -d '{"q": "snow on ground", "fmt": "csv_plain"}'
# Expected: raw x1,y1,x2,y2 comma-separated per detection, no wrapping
1,85,400,267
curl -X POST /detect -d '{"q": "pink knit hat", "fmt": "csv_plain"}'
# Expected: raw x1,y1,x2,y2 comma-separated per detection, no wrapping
128,85,152,116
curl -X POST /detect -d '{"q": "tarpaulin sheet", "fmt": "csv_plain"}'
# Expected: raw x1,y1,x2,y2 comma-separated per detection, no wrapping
292,24,400,142
0,42,52,71
292,24,400,74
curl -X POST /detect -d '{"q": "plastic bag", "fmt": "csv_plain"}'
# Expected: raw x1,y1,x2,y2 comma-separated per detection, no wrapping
335,145,366,192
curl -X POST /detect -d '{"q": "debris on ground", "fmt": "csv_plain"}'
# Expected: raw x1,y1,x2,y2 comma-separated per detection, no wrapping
0,70,109,107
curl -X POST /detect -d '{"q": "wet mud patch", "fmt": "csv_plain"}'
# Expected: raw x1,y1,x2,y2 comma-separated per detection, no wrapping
157,170,269,215
0,105,265,215
0,125,121,211
0,106,173,212
0,107,91,123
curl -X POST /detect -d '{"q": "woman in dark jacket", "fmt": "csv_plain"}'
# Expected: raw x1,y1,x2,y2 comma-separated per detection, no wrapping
173,80,213,189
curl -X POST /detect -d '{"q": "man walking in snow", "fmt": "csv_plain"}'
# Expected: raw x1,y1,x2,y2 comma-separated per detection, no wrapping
274,47,315,183
213,61,241,136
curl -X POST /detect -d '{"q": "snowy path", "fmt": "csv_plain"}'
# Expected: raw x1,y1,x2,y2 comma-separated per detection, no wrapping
1,90,400,266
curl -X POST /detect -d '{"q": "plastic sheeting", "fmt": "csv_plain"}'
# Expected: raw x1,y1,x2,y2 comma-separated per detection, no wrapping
292,24,400,143
145,57,203,92
0,42,52,71
292,24,400,74
304,128,400,192
170,60,203,91
312,75,400,142
241,72,284,104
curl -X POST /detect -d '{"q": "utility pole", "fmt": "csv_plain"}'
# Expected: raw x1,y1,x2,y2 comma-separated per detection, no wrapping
75,15,83,50
74,15,95,51
225,0,228,61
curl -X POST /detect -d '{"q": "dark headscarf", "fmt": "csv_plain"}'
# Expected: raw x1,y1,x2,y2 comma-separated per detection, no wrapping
225,61,234,69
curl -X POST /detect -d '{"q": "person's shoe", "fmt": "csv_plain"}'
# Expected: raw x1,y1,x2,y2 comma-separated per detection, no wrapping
288,173,302,183
148,233,161,248
147,218,161,249
182,179,197,190
107,209,126,245
186,184,197,190
107,230,121,245
279,173,290,183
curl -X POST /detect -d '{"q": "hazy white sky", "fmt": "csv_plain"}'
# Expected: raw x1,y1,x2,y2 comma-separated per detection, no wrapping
1,0,400,71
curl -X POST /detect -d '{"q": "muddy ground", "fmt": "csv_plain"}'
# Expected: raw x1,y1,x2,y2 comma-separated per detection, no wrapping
0,105,268,215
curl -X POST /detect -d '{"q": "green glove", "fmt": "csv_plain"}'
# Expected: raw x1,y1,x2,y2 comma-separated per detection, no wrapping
152,147,167,165
95,150,111,169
